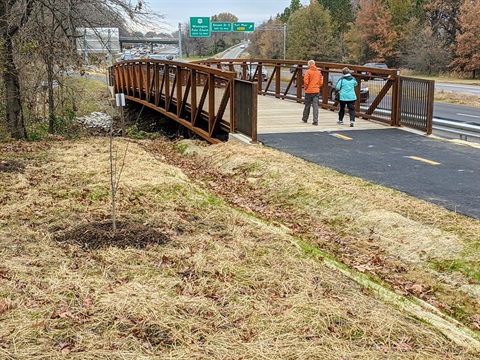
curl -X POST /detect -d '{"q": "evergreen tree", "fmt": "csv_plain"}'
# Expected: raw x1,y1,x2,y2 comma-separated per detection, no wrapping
278,0,303,23
286,1,339,61
317,0,354,32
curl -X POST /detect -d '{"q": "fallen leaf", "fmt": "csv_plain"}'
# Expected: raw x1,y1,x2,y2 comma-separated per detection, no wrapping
409,283,423,295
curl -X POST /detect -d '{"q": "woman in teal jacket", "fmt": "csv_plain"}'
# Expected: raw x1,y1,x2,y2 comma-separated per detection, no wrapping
335,67,357,127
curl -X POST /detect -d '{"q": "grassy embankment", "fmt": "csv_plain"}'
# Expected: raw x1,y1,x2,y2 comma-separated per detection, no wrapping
1,71,478,358
0,136,480,358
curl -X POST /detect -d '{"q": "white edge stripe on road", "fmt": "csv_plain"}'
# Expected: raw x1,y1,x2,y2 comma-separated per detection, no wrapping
457,113,480,119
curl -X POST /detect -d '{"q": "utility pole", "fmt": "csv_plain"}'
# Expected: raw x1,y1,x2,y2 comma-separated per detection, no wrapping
283,23,287,60
178,23,183,60
83,28,89,64
107,28,112,65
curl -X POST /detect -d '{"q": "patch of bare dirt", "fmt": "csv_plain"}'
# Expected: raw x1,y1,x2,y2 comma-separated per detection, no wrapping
54,220,170,250
0,159,25,173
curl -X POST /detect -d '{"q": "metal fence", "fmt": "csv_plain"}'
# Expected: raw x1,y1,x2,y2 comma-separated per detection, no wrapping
398,77,434,134
234,80,258,142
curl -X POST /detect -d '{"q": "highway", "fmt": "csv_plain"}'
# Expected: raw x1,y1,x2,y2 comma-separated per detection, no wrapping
434,101,480,125
433,83,479,125
435,82,480,96
221,44,246,58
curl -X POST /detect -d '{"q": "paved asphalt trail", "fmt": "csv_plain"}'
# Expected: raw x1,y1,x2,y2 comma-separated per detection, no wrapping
259,128,480,219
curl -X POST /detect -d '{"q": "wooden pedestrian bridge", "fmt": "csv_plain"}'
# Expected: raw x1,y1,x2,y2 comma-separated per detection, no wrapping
109,58,434,144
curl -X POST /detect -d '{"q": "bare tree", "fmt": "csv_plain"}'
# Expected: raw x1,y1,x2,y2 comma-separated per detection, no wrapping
404,26,450,74
0,0,158,139
0,0,34,139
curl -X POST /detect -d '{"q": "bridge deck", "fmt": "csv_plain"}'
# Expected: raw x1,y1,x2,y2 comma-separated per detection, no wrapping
258,96,390,134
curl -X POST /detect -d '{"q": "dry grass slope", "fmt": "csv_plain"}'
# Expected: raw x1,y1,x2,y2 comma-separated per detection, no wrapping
0,137,479,359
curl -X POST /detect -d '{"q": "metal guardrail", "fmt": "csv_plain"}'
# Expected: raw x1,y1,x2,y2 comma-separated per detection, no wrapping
433,118,480,141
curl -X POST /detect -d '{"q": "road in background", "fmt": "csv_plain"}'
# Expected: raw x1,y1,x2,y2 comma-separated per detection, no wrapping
219,42,247,59
433,82,480,125
434,102,480,125
435,82,480,95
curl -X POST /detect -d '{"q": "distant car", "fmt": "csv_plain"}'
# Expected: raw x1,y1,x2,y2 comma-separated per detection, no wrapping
290,65,307,87
329,73,369,103
115,53,137,62
146,54,167,60
290,65,305,74
242,63,267,82
361,62,389,80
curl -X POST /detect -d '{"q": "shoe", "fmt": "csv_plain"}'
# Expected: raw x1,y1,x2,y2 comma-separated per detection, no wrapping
312,122,318,126
337,121,344,124
350,122,354,127
302,119,307,123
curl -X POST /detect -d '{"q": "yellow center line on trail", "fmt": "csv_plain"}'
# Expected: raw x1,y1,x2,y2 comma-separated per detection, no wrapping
330,133,352,140
408,156,441,165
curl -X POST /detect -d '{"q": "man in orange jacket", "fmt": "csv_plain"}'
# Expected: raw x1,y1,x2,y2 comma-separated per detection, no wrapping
302,59,323,125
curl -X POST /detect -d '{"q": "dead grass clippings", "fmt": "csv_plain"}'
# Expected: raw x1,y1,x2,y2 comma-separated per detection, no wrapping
435,90,480,107
1,137,480,359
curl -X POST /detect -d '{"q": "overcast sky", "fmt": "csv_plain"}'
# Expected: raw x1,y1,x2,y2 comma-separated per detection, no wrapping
146,0,309,33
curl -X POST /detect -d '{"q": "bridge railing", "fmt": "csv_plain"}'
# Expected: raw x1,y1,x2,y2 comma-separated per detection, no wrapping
109,58,434,142
194,59,434,134
398,77,434,134
110,59,238,143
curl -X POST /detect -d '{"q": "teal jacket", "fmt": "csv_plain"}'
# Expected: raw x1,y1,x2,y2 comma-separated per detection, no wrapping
335,74,357,101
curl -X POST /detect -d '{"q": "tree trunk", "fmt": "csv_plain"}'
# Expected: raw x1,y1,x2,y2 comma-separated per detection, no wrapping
46,58,55,133
2,36,27,140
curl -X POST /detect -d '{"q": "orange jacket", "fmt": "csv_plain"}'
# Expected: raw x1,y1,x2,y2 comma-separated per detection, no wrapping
303,65,323,94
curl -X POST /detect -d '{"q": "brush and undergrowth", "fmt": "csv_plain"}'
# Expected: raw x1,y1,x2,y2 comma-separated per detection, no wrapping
0,75,479,358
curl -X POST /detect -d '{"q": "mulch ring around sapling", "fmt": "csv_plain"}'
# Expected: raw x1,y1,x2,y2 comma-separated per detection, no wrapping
54,220,170,250
0,159,25,173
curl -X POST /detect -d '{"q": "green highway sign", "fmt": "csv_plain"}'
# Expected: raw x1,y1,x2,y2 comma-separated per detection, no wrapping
233,22,255,32
211,22,232,32
190,18,255,36
190,17,210,37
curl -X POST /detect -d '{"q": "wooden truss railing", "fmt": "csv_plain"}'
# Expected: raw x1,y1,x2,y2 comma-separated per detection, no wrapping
110,59,237,143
